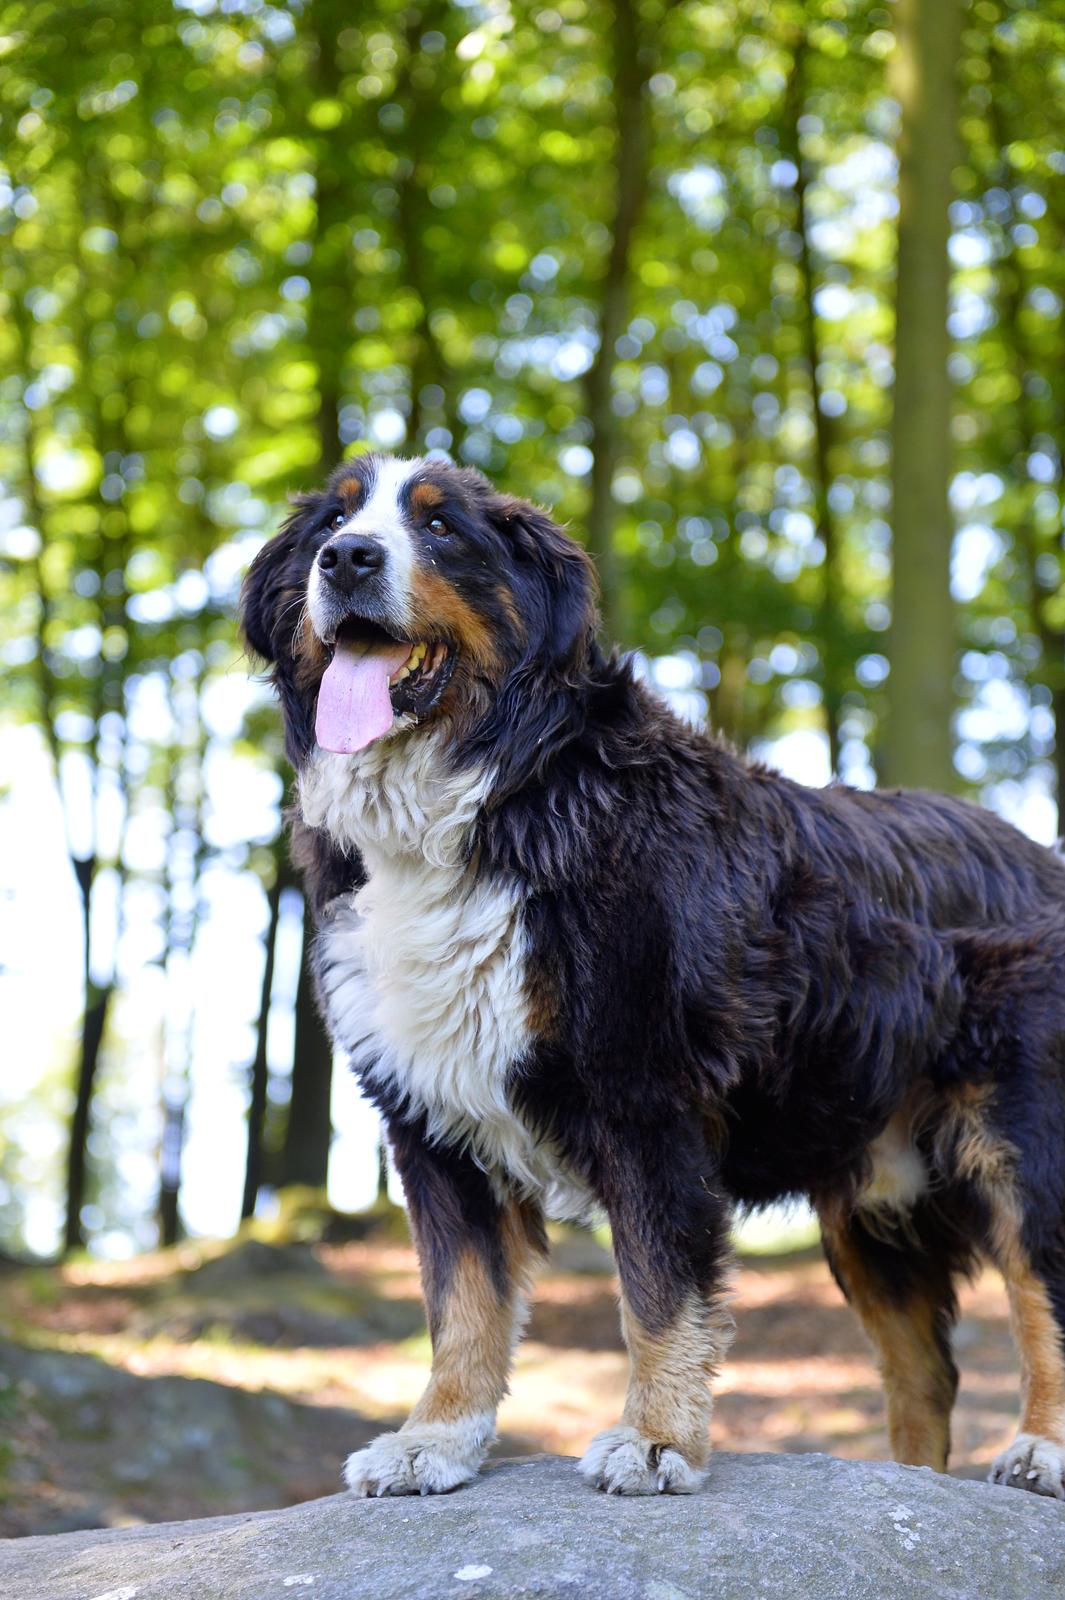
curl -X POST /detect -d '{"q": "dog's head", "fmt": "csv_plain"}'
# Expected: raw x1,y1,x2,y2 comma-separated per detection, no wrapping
242,454,598,783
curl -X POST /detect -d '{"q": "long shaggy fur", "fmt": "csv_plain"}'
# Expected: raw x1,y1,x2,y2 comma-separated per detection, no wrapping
243,452,1065,1500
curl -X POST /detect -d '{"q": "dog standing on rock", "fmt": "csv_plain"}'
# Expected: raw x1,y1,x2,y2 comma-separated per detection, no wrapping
243,452,1065,1500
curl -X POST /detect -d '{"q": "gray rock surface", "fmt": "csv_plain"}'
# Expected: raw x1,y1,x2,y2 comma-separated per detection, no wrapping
3,1451,1064,1600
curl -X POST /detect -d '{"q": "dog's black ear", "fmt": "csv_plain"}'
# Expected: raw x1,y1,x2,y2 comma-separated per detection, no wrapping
489,494,599,671
465,496,599,806
239,498,317,664
240,534,283,663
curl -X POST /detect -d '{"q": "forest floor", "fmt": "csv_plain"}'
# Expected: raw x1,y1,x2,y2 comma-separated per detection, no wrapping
0,1215,1023,1538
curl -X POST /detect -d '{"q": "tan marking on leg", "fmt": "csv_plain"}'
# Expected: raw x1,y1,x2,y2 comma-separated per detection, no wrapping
820,1206,954,1470
619,1291,734,1467
934,1096,1065,1462
409,1199,541,1428
343,1200,544,1497
1006,1264,1065,1443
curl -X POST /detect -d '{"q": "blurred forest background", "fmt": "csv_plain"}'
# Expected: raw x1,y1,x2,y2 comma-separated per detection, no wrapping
2,0,1064,1270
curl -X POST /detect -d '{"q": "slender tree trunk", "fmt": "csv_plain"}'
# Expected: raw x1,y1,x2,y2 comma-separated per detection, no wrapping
12,288,109,1257
242,868,284,1220
882,0,961,791
280,897,334,1190
157,1107,184,1247
264,0,348,1202
1053,689,1065,829
155,663,208,1248
61,184,136,1253
63,980,111,1254
705,416,751,744
710,650,748,747
393,2,458,452
981,37,1065,828
582,0,652,643
783,33,843,776
306,0,349,470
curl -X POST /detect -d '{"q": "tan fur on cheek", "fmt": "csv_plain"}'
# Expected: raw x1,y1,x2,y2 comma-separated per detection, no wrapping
619,1292,734,1467
408,568,502,674
293,604,330,691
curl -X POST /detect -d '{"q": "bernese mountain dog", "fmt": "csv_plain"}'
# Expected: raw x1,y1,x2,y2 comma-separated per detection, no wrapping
242,452,1065,1501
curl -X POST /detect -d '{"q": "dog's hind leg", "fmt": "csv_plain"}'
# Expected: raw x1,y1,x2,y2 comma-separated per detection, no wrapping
939,929,1065,1497
818,1201,969,1471
971,1135,1065,1500
342,1118,546,1497
989,1251,1065,1500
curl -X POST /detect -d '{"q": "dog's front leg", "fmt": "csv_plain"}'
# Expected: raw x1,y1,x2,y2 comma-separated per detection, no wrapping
344,1118,545,1497
579,1128,734,1495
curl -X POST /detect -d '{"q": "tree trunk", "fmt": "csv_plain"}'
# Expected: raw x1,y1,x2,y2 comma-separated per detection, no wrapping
155,667,208,1249
582,0,651,643
1053,689,1065,832
157,1105,184,1249
783,33,843,776
981,36,1065,829
393,2,457,452
242,869,284,1220
376,1138,390,1205
882,0,961,792
280,897,334,1190
262,0,348,1204
13,289,110,1259
63,980,111,1254
306,0,349,470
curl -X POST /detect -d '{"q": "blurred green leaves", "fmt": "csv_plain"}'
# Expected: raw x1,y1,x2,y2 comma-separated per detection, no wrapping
0,0,1063,1253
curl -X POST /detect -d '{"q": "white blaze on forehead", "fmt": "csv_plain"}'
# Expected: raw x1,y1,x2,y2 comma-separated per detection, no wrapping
343,455,422,622
307,455,423,640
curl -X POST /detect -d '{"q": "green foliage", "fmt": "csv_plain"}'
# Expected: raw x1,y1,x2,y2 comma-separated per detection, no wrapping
0,0,1062,1255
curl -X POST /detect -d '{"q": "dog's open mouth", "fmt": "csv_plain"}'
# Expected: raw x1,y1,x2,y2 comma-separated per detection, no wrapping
315,619,455,755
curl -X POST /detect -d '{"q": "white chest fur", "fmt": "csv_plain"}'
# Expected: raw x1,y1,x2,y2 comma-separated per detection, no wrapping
300,743,592,1221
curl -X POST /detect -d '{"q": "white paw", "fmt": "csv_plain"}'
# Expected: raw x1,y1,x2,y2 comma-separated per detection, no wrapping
344,1415,493,1498
578,1424,704,1496
990,1433,1065,1500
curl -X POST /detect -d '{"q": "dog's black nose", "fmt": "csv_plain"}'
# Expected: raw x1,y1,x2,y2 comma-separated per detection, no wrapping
318,534,385,591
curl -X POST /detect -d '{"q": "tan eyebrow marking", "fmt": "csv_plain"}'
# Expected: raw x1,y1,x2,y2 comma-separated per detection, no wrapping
409,480,446,515
335,473,367,509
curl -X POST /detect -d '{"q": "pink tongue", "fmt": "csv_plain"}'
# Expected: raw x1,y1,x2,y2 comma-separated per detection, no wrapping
315,638,412,754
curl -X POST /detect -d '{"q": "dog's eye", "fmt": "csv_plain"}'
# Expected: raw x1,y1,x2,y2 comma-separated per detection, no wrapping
427,516,449,536
329,511,346,531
